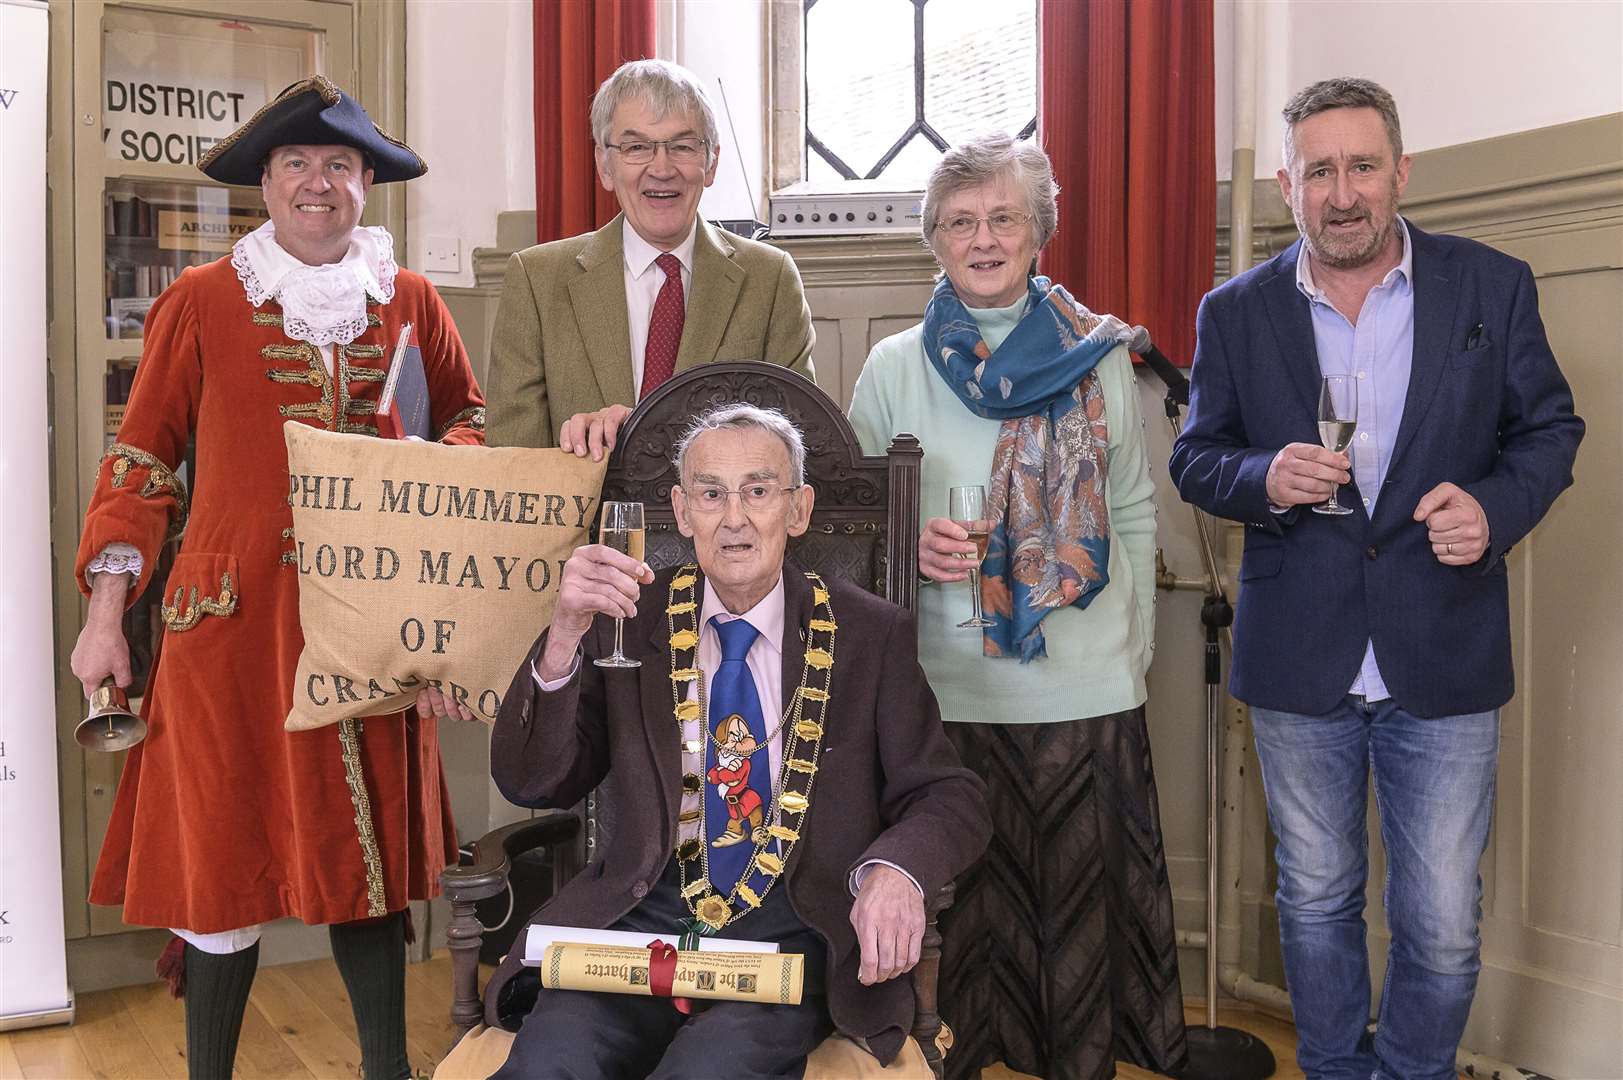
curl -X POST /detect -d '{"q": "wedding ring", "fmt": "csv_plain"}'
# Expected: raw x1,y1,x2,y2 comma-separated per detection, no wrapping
1447,543,1454,555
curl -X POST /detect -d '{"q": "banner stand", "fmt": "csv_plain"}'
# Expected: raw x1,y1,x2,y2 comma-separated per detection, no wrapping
0,0,76,1032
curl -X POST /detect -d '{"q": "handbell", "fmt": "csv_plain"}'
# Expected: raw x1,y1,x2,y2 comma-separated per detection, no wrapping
75,678,147,752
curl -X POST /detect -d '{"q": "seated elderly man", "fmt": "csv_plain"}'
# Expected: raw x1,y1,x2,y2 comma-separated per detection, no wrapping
481,403,989,1077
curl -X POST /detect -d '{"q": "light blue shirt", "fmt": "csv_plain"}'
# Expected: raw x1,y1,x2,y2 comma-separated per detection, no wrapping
1295,219,1414,702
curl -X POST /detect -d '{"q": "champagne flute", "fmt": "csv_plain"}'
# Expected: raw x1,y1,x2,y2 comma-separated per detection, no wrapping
594,501,646,668
1315,375,1358,516
948,485,994,629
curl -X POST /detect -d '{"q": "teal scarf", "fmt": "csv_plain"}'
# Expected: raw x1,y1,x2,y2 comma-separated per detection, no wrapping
923,275,1127,661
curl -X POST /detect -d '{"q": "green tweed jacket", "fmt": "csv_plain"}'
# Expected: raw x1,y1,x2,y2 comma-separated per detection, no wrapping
485,215,816,448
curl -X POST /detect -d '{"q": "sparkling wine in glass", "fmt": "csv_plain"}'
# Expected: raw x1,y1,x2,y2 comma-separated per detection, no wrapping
948,485,994,629
1315,375,1358,516
594,501,646,668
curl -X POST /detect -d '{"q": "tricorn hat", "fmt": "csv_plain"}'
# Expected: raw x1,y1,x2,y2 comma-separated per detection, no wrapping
199,76,426,186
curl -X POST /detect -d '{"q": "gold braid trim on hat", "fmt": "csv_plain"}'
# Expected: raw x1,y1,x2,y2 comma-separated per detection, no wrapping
198,75,425,178
102,442,189,541
337,717,389,917
671,566,835,931
198,76,342,174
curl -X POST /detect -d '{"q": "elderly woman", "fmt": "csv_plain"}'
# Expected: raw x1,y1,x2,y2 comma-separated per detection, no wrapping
847,133,1185,1080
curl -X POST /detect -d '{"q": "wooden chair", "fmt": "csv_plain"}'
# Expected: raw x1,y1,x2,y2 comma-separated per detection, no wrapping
440,362,955,1078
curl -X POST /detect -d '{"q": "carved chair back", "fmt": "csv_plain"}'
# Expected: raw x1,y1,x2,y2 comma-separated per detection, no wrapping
599,361,921,607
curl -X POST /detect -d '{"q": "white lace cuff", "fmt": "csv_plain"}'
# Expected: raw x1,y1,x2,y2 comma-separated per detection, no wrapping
87,542,144,580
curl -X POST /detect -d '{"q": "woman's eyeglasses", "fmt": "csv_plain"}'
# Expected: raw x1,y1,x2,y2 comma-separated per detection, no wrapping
933,211,1033,239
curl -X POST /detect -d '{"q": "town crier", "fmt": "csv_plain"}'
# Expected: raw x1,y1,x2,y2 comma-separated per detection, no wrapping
67,77,485,1080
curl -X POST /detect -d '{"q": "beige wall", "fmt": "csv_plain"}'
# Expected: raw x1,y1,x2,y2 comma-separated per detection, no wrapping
1214,0,1623,180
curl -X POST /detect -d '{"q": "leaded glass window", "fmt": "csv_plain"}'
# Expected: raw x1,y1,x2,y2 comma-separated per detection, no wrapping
804,0,1038,188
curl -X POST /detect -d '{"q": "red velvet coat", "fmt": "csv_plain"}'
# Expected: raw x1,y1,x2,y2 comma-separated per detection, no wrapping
75,255,485,932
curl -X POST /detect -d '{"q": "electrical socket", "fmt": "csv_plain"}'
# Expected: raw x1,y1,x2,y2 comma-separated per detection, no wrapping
423,235,460,273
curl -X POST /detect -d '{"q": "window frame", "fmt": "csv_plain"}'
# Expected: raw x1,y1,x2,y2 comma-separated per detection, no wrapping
772,0,1038,194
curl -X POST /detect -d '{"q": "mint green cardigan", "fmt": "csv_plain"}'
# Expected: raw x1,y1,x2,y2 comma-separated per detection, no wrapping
847,300,1157,725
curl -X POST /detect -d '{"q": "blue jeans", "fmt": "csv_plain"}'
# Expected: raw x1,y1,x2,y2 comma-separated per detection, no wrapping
1250,697,1499,1080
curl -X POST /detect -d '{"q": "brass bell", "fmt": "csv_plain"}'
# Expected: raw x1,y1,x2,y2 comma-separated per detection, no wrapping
74,678,146,752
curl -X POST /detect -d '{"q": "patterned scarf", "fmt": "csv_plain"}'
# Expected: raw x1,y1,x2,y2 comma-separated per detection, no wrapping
923,275,1129,661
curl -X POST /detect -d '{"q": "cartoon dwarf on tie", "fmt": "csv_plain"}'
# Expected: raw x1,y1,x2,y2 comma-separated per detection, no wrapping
708,713,763,847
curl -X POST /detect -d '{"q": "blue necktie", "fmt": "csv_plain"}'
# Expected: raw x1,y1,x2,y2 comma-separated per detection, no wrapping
703,617,773,898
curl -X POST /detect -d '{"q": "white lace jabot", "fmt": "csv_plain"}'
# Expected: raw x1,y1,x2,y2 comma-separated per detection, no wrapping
231,220,397,347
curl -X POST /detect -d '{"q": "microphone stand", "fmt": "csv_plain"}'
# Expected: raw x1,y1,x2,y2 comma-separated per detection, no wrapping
1141,356,1276,1080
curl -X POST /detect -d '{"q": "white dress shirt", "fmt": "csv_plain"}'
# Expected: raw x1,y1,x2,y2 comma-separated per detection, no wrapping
622,221,696,400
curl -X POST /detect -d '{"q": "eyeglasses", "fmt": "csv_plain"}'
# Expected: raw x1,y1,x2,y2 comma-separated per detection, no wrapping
603,138,710,165
683,484,800,513
933,210,1033,239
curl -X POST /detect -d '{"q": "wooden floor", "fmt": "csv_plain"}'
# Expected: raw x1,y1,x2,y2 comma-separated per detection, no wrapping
0,953,1300,1079
988,1003,1304,1080
0,952,475,1080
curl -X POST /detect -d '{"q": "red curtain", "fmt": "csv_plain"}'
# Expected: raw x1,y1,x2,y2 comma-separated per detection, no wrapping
533,0,656,244
1038,0,1214,365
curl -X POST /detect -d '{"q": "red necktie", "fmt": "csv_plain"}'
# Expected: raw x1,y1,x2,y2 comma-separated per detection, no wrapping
640,252,685,398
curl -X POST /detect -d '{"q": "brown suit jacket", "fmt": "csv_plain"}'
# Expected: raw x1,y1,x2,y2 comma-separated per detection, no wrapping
485,215,816,448
486,564,990,1063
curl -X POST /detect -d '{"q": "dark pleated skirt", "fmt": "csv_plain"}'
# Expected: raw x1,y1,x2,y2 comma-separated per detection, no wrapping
939,708,1187,1080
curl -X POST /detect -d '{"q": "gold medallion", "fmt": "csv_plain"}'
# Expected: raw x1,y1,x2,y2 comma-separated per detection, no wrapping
696,895,731,930
665,565,836,933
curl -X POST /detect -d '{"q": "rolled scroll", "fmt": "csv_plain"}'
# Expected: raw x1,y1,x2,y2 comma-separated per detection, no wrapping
536,941,803,1006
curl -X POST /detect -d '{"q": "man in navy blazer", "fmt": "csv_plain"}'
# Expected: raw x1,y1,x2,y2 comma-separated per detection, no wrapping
1170,79,1582,1080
